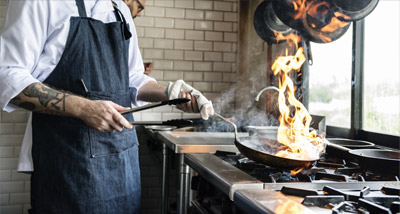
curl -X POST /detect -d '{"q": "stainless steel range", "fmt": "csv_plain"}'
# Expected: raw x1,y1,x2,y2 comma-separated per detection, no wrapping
186,149,400,214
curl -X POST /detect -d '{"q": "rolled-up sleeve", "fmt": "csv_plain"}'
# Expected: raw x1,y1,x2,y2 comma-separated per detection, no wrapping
123,6,156,107
0,1,47,112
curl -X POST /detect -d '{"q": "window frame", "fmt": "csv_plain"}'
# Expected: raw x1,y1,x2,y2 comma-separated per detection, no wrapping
326,20,400,149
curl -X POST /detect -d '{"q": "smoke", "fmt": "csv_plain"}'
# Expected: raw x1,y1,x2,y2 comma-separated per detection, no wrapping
210,79,280,132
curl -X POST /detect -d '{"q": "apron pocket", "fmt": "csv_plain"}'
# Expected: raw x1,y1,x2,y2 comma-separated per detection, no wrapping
87,89,137,157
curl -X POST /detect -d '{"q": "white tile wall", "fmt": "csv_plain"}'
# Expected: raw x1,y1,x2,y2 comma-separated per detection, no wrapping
0,0,239,213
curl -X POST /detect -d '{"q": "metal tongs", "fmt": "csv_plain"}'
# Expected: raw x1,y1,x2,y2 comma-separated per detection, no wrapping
129,119,195,127
120,98,190,115
121,98,195,127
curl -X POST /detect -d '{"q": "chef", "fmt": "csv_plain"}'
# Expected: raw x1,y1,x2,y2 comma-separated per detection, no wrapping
0,0,214,213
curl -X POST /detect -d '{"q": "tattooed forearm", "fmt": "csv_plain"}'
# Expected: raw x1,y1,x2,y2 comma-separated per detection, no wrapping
10,83,70,114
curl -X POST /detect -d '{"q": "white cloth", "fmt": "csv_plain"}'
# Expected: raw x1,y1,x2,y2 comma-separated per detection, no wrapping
167,80,214,120
0,0,156,172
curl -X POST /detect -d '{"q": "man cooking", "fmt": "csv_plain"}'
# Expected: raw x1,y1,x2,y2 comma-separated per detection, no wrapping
0,0,213,213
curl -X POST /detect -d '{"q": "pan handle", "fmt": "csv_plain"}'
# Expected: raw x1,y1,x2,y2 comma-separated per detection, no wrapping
214,113,239,141
325,140,351,152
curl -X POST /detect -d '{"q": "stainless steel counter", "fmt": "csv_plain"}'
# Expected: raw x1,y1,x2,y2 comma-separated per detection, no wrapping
234,189,318,214
152,130,248,214
185,153,263,200
157,131,247,153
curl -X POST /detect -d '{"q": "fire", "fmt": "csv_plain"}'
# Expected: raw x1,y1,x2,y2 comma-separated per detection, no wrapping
305,1,351,42
321,12,350,33
292,0,307,20
270,33,326,163
306,2,350,33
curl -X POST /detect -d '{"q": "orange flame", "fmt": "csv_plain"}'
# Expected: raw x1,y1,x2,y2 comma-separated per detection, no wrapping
290,167,305,175
321,13,350,33
274,32,302,49
270,34,326,163
306,2,350,33
292,0,307,20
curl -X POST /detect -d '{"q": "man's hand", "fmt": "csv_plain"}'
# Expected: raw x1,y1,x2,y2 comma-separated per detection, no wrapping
79,100,133,133
10,82,132,133
167,80,214,120
177,91,200,113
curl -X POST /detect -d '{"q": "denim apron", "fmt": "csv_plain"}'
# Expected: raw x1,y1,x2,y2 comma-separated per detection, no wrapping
30,0,140,213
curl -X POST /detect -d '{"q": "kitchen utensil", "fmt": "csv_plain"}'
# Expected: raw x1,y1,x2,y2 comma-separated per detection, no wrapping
253,0,296,45
120,98,190,115
215,113,319,169
326,140,400,174
326,138,375,149
271,0,350,43
130,119,194,127
301,0,351,43
331,0,379,21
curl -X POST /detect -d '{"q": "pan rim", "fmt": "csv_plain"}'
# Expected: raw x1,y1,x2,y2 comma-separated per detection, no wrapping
238,136,320,162
349,149,400,162
326,138,375,148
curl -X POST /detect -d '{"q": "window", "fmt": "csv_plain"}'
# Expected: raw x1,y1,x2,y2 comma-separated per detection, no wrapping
363,1,400,136
308,25,353,128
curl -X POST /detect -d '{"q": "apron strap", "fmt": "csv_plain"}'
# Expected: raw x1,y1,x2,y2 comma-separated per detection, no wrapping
112,5,132,40
75,0,87,17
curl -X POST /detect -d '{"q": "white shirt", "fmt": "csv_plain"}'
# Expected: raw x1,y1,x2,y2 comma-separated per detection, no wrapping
0,0,155,172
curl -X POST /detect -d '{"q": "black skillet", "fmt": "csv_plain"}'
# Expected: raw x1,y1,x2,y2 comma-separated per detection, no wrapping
271,0,350,43
216,113,319,169
331,0,379,21
253,0,297,45
326,140,400,174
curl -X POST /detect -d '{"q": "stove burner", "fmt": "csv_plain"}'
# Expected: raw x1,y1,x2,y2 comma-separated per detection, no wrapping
209,150,400,214
358,198,392,214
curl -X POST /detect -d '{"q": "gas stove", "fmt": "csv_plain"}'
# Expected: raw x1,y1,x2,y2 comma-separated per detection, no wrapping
186,149,400,214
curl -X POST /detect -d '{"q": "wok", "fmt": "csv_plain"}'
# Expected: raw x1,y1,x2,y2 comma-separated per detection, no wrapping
216,113,319,169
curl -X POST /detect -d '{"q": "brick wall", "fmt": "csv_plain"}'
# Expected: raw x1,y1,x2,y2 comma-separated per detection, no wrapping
0,0,239,213
133,0,238,121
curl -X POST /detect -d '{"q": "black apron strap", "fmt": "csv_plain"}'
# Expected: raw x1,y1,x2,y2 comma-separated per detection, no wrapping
75,0,87,17
113,6,132,40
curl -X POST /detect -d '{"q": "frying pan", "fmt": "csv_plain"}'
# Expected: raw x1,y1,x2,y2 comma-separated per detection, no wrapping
326,140,400,174
271,0,350,43
253,0,296,45
216,113,400,173
300,0,351,43
216,113,319,169
331,0,379,21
